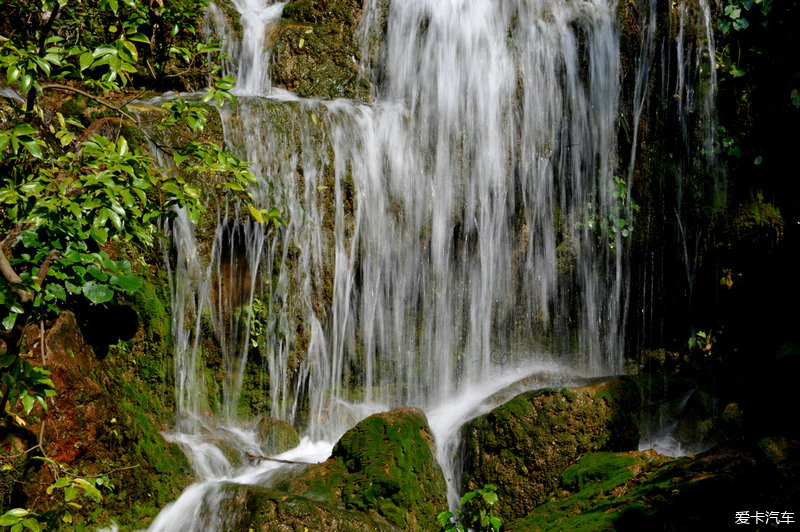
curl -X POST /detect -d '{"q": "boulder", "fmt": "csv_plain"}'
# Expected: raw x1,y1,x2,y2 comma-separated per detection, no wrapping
460,377,641,522
257,417,301,456
1,311,194,530
279,407,448,531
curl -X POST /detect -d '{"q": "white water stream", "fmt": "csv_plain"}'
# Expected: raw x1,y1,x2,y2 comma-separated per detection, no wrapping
141,0,720,528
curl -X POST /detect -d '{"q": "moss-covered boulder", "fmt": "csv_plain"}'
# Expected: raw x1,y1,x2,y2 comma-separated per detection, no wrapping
460,377,641,522
281,407,448,531
509,439,800,531
219,485,400,531
257,417,301,455
270,0,373,100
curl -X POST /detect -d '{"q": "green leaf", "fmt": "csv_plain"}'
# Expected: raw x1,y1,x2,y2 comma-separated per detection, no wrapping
3,314,17,329
173,151,188,166
460,491,477,505
46,284,66,301
51,477,72,490
128,33,150,44
248,204,264,223
437,511,453,526
82,281,114,304
0,509,28,526
21,517,40,532
64,486,79,502
21,394,35,415
110,274,143,294
64,281,82,295
90,226,109,243
87,265,109,282
13,124,37,136
19,138,43,159
21,74,32,93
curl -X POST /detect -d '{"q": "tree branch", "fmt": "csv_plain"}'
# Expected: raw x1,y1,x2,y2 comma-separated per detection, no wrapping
26,2,61,114
35,249,61,289
245,451,313,465
0,246,31,305
1,224,30,256
39,83,142,125
39,83,174,156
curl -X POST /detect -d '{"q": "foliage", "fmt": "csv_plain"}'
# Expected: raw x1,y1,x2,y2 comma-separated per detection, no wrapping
583,176,640,250
716,0,772,35
0,0,277,425
0,456,110,531
437,484,503,532
687,330,710,352
0,354,55,419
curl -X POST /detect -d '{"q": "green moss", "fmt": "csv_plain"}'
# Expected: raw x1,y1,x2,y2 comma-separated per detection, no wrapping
511,440,800,532
288,408,447,531
461,378,641,523
560,453,640,493
509,451,669,532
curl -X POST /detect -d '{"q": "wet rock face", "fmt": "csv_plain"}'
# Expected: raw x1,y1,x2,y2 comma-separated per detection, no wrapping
270,0,373,100
460,377,641,522
237,407,447,531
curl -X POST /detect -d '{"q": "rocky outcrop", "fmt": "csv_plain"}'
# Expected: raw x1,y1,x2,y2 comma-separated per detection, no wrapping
460,377,641,522
509,438,800,531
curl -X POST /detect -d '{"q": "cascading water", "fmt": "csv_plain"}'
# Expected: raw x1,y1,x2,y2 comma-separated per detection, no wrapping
215,0,628,441
145,0,721,528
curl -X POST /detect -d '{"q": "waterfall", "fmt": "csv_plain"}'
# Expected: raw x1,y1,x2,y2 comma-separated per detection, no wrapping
203,0,629,441
147,0,721,527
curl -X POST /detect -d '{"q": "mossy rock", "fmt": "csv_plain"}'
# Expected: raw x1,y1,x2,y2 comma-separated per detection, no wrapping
510,440,800,531
271,0,372,100
218,484,400,531
283,407,448,531
257,417,301,455
0,309,193,531
460,377,641,522
282,0,361,25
